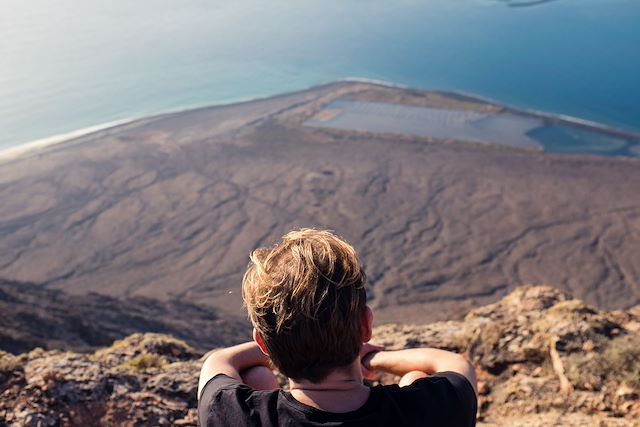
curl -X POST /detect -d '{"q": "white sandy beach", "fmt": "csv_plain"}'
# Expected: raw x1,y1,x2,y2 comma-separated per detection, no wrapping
0,119,137,163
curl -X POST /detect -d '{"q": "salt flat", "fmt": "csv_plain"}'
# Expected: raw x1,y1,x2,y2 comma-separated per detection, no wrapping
305,100,543,149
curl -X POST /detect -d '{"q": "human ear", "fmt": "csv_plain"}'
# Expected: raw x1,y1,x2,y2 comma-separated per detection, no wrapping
253,328,269,356
360,305,374,342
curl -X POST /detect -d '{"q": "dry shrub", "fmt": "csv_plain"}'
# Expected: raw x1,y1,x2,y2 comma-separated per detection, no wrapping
605,334,640,390
122,354,167,371
0,351,22,374
567,334,640,391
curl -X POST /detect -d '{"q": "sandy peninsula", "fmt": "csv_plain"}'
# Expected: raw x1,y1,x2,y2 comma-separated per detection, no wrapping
0,81,639,325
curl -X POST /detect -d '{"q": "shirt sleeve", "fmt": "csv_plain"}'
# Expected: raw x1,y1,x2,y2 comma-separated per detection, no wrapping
198,374,253,427
428,372,477,427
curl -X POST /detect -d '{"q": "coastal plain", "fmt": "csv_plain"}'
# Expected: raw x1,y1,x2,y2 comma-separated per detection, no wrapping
1,81,639,331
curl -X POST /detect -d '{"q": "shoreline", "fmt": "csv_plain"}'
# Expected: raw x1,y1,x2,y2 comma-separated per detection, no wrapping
0,80,345,162
1,78,639,162
0,118,136,161
342,77,640,140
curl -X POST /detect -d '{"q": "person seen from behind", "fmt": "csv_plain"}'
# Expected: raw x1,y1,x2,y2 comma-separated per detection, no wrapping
198,228,477,426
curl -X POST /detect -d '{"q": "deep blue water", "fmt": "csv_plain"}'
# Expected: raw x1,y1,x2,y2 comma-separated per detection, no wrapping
1,0,639,150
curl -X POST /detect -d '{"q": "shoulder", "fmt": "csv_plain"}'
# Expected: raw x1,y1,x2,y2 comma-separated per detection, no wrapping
429,371,477,398
198,374,251,415
379,372,477,427
198,374,279,427
201,373,245,392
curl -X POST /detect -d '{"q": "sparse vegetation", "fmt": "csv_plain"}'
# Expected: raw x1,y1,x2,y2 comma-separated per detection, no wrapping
122,354,167,371
0,351,22,374
567,352,606,390
547,299,597,315
92,333,197,366
604,334,640,390
567,333,640,391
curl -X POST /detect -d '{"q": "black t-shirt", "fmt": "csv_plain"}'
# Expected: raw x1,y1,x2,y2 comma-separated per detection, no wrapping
198,372,477,426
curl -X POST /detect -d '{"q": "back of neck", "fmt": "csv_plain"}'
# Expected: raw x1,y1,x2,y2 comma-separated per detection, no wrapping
288,362,370,413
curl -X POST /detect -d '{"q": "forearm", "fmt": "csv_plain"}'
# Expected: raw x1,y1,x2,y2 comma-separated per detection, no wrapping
216,341,271,371
364,348,477,394
365,348,462,375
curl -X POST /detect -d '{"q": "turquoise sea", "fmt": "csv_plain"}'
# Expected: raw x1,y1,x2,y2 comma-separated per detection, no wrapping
1,0,639,151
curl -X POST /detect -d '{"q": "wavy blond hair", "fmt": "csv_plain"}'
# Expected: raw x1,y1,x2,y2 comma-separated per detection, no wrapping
242,228,367,382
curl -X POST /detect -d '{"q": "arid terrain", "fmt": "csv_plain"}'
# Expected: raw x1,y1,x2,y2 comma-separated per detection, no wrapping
1,81,639,328
0,279,248,355
2,286,638,426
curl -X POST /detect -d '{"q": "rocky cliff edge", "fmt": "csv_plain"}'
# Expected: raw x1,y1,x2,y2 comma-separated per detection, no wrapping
1,286,639,426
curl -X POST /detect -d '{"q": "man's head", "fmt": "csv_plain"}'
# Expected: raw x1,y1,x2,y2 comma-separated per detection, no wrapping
242,228,369,383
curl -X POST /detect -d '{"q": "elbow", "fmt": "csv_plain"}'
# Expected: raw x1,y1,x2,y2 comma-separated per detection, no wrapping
442,353,476,381
448,352,473,370
460,353,475,370
454,353,478,395
457,353,476,376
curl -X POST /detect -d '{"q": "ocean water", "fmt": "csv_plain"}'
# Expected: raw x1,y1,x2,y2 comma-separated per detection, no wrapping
1,0,639,150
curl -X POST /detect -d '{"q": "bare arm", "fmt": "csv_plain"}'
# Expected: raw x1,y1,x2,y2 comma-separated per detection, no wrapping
198,341,274,399
362,347,477,397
